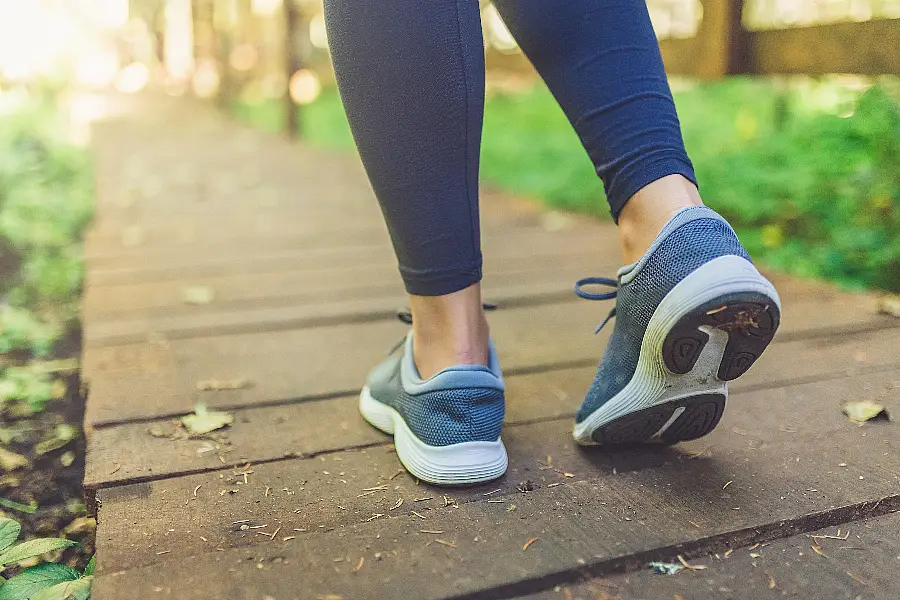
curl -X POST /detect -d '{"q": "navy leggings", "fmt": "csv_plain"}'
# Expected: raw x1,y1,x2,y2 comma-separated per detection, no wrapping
324,0,696,296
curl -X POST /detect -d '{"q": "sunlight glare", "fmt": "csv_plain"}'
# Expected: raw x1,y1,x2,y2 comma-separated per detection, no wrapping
115,62,150,94
289,69,321,105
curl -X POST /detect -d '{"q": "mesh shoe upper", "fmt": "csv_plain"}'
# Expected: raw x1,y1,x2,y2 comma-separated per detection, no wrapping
576,207,750,423
366,335,505,446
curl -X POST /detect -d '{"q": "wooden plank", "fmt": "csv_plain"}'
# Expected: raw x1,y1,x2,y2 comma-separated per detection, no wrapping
82,199,599,277
81,233,614,319
81,289,898,426
81,258,588,319
90,409,900,598
80,248,856,320
520,512,900,599
83,187,582,254
84,362,900,490
82,271,885,346
85,222,392,264
82,222,604,285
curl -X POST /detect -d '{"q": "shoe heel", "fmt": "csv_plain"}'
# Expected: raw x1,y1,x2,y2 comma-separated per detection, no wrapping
662,292,781,381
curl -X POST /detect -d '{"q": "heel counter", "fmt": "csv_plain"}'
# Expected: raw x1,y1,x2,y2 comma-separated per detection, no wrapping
405,387,505,446
465,387,505,442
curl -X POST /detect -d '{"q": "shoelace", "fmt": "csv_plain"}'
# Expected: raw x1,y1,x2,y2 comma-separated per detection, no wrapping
574,277,618,333
389,302,498,354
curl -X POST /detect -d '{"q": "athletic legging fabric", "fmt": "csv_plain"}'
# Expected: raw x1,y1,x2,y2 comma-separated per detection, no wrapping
324,0,696,296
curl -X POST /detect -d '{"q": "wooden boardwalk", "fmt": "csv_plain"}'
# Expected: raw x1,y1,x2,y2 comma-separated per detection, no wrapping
83,96,900,600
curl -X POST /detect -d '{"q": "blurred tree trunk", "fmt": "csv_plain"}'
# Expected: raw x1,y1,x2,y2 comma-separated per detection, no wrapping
213,0,237,108
129,0,166,72
284,0,301,138
190,0,215,70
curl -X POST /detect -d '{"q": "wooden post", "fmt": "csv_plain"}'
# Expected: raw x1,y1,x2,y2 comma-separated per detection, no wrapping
698,0,748,77
213,0,236,108
134,0,168,70
283,0,301,139
658,0,747,78
190,0,203,71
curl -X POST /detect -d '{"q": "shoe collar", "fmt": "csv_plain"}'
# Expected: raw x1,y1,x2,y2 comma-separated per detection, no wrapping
618,206,729,286
399,332,505,395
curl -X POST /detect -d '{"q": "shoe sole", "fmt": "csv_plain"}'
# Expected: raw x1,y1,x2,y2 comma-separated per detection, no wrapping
359,386,508,485
573,255,781,446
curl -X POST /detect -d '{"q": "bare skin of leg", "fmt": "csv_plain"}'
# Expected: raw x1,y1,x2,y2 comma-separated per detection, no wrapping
617,174,703,264
410,283,490,379
410,174,702,379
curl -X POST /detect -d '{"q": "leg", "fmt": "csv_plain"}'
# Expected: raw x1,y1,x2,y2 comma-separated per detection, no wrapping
493,0,701,262
324,0,489,378
324,0,507,485
493,0,781,445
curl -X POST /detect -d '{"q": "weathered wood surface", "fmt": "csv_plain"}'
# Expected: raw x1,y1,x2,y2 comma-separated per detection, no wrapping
91,417,900,599
520,512,900,599
81,260,886,344
84,356,900,490
81,306,899,428
90,367,900,566
83,96,900,600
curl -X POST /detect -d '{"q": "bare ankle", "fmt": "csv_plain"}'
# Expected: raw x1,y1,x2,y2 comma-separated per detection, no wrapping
409,283,490,379
618,175,703,264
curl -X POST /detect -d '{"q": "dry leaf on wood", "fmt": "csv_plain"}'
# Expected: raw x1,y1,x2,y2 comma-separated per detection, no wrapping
183,286,215,305
842,401,890,424
876,295,900,318
181,404,234,435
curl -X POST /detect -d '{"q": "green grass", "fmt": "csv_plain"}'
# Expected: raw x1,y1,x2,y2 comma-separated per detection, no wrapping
232,77,900,293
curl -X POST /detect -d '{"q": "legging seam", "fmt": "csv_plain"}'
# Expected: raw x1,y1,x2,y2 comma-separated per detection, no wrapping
454,0,478,267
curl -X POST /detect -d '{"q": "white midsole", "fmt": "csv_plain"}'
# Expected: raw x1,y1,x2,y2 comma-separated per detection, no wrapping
573,255,781,444
359,386,508,485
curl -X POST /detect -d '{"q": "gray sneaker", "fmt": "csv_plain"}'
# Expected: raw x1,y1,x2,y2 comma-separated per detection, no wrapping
573,206,781,445
360,333,508,485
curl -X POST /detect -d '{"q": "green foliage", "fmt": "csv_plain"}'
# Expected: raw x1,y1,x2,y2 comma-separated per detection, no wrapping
29,577,91,600
0,364,64,414
235,77,900,292
700,83,900,291
0,540,76,570
0,564,81,600
0,102,92,311
0,92,90,415
0,500,36,516
481,88,604,214
0,308,59,357
0,517,90,600
0,521,20,552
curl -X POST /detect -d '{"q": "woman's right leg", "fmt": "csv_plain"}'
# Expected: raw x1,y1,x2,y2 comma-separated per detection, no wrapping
323,0,489,379
324,0,508,485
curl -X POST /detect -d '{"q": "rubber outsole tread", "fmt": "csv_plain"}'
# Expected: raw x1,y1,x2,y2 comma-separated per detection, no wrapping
663,292,780,382
592,393,726,445
592,291,780,446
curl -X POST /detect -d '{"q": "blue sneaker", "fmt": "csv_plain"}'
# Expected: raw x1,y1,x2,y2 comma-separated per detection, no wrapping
359,333,508,485
573,206,781,445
